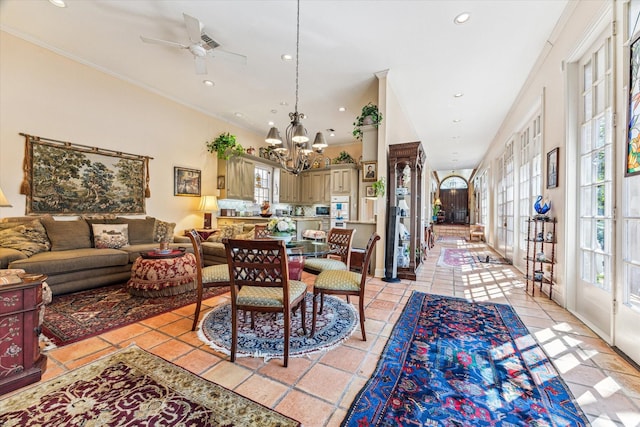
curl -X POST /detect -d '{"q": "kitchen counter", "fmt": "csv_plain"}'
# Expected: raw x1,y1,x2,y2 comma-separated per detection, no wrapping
217,216,329,221
345,220,376,225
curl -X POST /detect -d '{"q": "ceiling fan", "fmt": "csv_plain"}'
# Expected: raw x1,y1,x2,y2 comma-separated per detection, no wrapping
140,13,246,75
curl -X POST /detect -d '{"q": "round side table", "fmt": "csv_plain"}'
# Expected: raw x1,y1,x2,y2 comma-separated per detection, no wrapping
126,252,197,297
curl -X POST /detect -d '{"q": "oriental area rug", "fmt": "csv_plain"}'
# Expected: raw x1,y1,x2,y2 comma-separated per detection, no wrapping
43,284,229,346
0,345,300,427
436,247,477,268
198,294,356,361
342,292,590,427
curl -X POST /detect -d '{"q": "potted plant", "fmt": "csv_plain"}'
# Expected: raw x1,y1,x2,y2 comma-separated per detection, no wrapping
206,132,244,159
353,102,383,140
333,150,356,164
372,177,386,198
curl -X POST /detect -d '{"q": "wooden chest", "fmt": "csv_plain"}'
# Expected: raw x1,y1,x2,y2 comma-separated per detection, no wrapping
0,278,47,395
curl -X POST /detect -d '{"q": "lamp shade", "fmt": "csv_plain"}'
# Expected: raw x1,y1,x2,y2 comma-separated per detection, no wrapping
311,132,328,150
0,186,12,207
435,198,442,206
199,195,219,212
265,127,282,145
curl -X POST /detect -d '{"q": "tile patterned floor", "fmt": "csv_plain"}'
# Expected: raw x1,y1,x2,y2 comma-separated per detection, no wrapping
10,238,640,426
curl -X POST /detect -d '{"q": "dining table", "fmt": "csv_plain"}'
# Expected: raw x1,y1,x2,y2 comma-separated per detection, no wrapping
285,240,332,280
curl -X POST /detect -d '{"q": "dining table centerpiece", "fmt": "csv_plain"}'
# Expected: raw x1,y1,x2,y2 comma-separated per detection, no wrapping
267,217,296,242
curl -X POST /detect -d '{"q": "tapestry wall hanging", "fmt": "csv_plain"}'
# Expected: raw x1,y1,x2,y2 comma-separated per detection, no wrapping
21,134,152,215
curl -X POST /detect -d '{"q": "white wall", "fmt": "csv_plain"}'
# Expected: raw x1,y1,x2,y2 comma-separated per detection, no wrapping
0,32,263,232
474,0,610,305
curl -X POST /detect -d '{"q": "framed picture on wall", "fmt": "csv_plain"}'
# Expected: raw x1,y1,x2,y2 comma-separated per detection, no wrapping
174,167,201,197
546,148,559,189
363,161,377,182
366,186,375,197
626,33,640,176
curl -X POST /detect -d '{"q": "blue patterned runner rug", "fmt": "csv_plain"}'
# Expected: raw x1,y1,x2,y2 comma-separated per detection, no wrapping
342,292,590,426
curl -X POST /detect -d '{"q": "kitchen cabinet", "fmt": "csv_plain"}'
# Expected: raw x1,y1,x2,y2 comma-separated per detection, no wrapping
300,170,331,204
279,170,299,203
330,165,357,196
219,156,255,201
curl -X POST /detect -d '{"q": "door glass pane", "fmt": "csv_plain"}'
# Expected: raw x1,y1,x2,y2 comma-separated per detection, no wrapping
596,185,605,216
595,81,605,113
582,155,592,184
625,265,640,311
594,116,606,148
581,188,592,215
581,123,591,152
625,219,640,264
581,219,592,248
596,219,605,251
595,253,606,287
584,91,593,120
584,60,592,90
582,252,592,282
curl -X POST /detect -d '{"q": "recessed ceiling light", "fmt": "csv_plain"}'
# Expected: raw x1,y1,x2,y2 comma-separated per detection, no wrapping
338,107,346,112
234,112,243,118
453,92,464,98
453,119,461,123
202,80,214,87
268,121,275,126
454,12,471,24
49,0,67,7
329,133,335,137
270,109,278,114
280,101,288,106
281,54,293,61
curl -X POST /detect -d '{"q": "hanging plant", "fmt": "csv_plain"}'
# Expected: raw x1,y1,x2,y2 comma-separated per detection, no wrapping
206,132,244,159
372,177,386,197
352,102,383,140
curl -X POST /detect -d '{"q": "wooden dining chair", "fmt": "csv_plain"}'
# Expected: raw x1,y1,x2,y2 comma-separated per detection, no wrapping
312,233,380,341
187,229,230,331
254,224,270,239
224,238,307,367
303,228,355,274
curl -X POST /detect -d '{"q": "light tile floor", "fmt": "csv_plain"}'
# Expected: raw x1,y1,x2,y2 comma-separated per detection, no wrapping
17,238,640,426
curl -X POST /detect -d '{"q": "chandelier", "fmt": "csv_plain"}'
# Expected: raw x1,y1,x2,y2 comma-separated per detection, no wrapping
265,0,327,174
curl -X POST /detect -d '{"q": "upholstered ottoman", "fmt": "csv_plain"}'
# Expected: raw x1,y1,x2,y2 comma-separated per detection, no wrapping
126,252,197,297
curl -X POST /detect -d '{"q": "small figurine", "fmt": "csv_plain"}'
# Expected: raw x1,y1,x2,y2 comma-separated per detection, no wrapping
260,201,271,215
546,231,554,242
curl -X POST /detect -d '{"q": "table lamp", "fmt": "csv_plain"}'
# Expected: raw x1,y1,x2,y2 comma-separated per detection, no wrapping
0,186,12,207
199,195,218,229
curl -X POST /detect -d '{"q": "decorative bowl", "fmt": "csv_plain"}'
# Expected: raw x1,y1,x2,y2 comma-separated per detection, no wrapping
260,213,272,218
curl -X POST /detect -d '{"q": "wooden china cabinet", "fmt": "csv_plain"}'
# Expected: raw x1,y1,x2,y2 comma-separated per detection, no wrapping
388,142,425,280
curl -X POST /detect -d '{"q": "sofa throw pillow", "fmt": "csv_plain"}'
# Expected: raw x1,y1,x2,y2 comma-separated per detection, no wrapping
92,224,129,249
152,218,176,243
0,220,51,256
41,216,92,251
113,217,155,245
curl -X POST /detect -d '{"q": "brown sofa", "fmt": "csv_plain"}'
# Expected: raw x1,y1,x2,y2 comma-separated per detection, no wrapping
0,215,183,295
173,223,264,266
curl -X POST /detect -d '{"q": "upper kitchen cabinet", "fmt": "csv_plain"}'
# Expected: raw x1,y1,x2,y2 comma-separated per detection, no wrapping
218,156,255,201
300,169,331,204
331,164,358,197
279,170,299,204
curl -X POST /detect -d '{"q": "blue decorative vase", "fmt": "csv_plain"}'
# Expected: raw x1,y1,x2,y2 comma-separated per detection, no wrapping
534,195,550,218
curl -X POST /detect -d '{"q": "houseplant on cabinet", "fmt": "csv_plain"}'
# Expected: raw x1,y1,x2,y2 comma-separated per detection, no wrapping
353,102,383,140
206,132,244,159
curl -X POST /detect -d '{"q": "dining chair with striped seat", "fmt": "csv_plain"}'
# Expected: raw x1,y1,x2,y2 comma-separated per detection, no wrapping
187,229,230,331
311,232,380,341
303,228,355,274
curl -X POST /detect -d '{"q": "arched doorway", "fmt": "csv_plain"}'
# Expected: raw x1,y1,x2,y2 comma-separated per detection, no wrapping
439,176,468,224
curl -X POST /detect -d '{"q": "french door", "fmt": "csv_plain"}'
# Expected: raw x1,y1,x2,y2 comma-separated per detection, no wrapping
576,31,614,340
496,141,515,262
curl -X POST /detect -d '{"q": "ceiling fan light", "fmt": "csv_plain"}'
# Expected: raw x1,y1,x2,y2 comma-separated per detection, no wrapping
48,0,67,7
265,127,282,145
311,132,328,149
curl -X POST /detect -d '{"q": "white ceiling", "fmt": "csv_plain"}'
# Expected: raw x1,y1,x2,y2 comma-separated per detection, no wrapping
0,0,568,171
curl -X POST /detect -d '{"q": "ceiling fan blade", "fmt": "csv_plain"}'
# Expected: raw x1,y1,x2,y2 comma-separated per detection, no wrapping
183,13,202,44
140,36,188,50
208,49,247,65
194,56,207,75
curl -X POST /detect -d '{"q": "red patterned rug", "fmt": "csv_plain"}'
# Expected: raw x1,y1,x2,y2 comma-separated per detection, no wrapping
42,284,229,346
0,345,300,426
436,248,477,268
